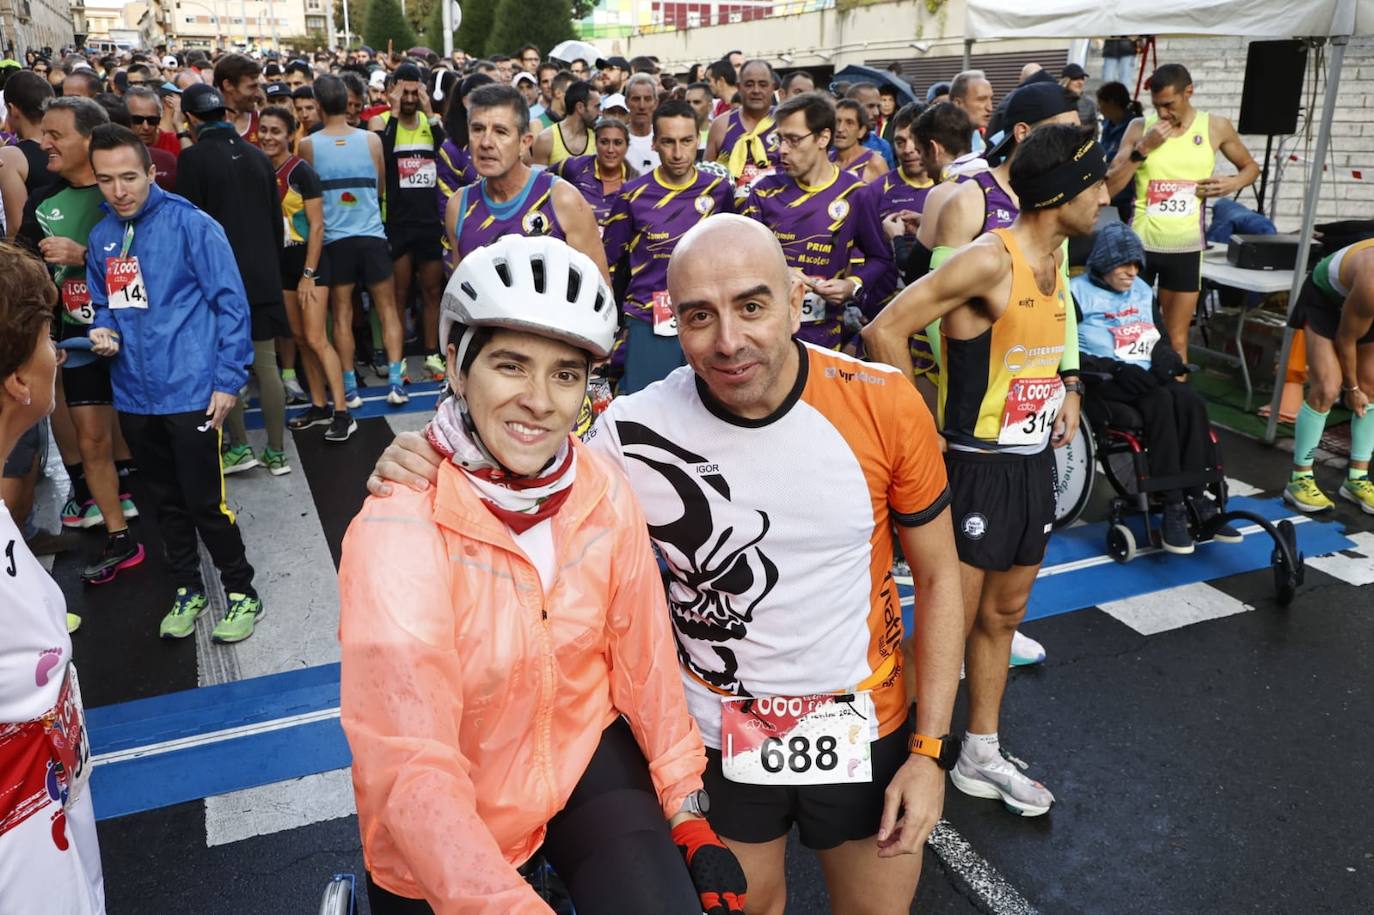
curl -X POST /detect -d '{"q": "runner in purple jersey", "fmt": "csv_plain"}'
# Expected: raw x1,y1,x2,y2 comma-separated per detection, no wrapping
435,139,475,214
739,93,892,350
603,100,735,392
705,60,782,191
442,85,608,280
830,99,888,185
551,118,636,229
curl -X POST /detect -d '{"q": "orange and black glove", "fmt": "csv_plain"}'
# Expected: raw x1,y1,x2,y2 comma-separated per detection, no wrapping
672,818,747,914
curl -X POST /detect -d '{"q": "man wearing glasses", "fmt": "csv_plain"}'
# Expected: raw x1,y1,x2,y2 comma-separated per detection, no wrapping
738,92,891,351
516,44,542,75
124,87,178,190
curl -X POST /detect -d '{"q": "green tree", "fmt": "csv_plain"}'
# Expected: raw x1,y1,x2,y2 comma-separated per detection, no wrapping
364,0,417,51
455,0,496,58
487,0,574,59
335,0,370,47
421,0,452,52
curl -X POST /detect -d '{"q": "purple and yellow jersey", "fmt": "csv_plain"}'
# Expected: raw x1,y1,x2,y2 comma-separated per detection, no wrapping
739,167,892,348
435,139,476,215
552,154,627,228
830,146,877,179
451,169,566,262
602,167,734,323
956,169,1018,233
865,168,936,306
717,110,782,187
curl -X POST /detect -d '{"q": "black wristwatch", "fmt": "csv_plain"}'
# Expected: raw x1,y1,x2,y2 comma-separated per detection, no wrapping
302,267,318,280
1129,147,1147,163
909,732,961,770
1063,378,1086,397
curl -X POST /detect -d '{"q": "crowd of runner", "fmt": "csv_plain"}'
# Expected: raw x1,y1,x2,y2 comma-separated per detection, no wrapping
1,33,1372,915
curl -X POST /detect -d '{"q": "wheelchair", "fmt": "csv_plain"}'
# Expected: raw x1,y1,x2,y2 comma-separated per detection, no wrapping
1051,388,1305,605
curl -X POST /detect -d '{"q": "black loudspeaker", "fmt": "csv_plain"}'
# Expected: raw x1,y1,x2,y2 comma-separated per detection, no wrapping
1238,40,1307,135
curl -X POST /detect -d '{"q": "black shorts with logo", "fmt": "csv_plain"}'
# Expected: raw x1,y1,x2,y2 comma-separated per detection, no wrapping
1141,250,1203,294
701,715,911,850
324,235,394,287
947,446,1056,571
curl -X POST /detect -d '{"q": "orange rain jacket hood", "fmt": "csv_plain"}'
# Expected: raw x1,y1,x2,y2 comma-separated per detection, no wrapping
338,438,705,913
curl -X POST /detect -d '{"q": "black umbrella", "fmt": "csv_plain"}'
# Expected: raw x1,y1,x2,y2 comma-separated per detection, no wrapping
829,64,917,107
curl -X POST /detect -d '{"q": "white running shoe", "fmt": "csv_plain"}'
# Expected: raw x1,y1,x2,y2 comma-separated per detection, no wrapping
950,745,1055,816
1010,630,1046,667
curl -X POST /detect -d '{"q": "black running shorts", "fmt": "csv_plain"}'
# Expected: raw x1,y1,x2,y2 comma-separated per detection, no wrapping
62,361,114,408
387,223,444,263
701,715,912,850
325,235,394,287
946,446,1057,571
1141,250,1202,294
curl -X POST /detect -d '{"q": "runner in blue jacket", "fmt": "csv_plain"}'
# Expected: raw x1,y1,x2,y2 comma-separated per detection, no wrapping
84,124,265,644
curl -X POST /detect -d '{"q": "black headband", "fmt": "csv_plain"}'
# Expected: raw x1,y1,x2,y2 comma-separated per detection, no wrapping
1013,140,1108,211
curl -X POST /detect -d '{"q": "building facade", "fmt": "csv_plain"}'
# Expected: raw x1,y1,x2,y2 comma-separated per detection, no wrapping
0,0,75,56
165,0,316,51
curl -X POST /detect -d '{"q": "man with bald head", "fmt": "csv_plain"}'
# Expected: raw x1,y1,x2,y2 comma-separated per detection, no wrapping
368,213,966,915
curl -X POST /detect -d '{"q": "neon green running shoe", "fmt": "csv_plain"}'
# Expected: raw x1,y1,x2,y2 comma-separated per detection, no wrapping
1339,476,1374,515
67,613,82,634
161,587,208,639
260,447,291,476
424,353,447,381
212,592,264,643
221,444,259,475
1283,475,1333,513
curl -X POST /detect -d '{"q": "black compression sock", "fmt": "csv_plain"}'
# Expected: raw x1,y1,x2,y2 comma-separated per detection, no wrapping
66,463,91,504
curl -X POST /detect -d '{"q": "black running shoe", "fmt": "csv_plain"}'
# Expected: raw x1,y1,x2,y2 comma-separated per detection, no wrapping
324,411,357,442
81,533,146,584
288,404,332,431
1193,497,1244,543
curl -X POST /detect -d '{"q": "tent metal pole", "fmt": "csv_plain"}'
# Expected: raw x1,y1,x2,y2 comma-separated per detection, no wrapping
963,39,972,71
1264,35,1348,444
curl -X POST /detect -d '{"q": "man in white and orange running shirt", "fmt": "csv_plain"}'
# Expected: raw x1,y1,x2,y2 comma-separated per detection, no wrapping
369,215,966,915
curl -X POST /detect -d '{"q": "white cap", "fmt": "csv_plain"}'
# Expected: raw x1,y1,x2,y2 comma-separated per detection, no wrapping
440,235,617,359
162,55,178,69
601,93,627,112
369,69,387,89
512,71,536,87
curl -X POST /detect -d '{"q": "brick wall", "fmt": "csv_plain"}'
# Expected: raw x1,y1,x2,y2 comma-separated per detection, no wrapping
1152,35,1374,233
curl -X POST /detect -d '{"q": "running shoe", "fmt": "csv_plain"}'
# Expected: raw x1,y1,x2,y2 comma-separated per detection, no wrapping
325,412,357,443
282,375,308,404
61,497,87,529
66,497,137,530
343,388,364,410
1283,475,1334,513
423,353,447,381
1339,476,1374,515
1192,497,1244,543
260,447,291,476
80,535,146,585
67,613,81,634
1010,630,1046,667
212,592,264,643
386,383,409,406
1160,501,1194,555
288,404,332,431
160,587,208,639
370,353,389,379
221,444,259,475
950,745,1055,817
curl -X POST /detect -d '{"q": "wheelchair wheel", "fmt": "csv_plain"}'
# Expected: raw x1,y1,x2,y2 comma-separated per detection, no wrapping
1107,523,1136,563
1271,519,1303,606
1052,417,1095,528
1102,447,1141,500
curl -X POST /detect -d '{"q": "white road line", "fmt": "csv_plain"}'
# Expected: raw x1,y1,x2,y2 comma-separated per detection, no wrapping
205,768,356,848
1098,582,1253,636
90,707,341,768
1306,530,1374,586
927,819,1039,915
1226,477,1264,497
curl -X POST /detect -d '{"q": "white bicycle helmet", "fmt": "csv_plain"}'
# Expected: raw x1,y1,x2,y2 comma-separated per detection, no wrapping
439,235,618,363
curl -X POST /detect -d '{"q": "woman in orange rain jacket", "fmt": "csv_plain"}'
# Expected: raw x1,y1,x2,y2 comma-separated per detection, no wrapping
339,235,747,915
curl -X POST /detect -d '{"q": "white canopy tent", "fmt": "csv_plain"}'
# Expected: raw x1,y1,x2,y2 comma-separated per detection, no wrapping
963,0,1370,442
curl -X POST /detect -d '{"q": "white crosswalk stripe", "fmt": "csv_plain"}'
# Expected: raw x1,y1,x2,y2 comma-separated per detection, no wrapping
1099,582,1254,635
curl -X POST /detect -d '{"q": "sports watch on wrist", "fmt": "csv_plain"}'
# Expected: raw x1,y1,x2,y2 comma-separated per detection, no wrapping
908,732,961,770
679,788,711,818
1062,378,1086,397
302,267,318,280
1129,147,1148,163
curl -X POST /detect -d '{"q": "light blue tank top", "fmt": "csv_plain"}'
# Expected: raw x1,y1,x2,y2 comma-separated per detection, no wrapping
1070,274,1159,370
313,129,385,243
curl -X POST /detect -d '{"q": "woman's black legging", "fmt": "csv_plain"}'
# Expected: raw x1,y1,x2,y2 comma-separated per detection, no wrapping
366,717,701,915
